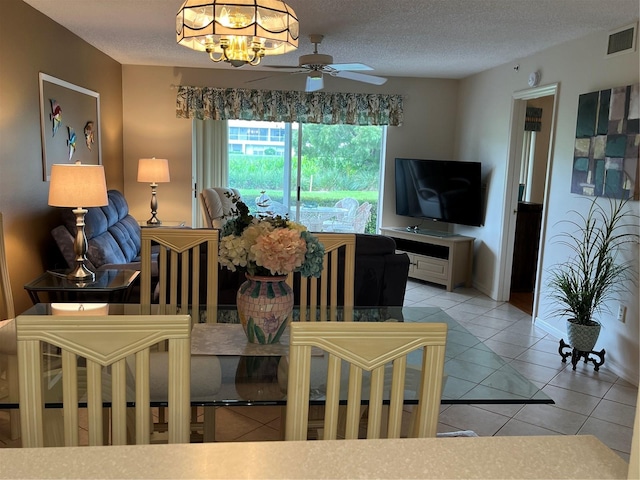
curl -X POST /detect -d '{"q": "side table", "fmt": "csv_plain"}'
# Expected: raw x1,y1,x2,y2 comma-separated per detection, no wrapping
137,221,187,228
24,269,140,304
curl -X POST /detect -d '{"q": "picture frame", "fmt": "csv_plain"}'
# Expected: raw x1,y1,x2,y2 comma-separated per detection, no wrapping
38,72,101,181
570,83,639,200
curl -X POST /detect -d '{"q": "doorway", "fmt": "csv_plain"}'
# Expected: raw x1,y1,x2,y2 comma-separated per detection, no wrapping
500,84,559,319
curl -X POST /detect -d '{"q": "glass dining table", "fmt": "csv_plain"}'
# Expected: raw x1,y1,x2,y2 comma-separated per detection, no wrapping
0,304,553,409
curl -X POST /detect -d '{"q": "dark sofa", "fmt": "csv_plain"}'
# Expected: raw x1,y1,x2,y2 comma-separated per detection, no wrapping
51,191,409,306
352,234,410,306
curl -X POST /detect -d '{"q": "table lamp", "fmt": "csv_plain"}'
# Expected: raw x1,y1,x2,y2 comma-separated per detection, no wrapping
137,157,170,225
48,162,108,282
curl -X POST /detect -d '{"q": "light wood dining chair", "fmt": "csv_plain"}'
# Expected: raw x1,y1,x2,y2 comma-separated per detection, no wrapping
285,321,448,441
0,213,19,440
140,228,219,441
289,233,355,321
16,313,191,447
140,228,218,322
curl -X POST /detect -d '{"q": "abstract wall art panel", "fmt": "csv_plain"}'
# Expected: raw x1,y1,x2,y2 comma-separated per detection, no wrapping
571,83,639,199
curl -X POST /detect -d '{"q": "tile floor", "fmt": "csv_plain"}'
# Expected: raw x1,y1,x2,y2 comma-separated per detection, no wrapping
1,279,637,460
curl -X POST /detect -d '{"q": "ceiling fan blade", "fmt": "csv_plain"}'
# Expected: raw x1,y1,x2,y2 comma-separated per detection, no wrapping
334,70,387,85
327,62,373,72
305,74,324,92
265,65,307,71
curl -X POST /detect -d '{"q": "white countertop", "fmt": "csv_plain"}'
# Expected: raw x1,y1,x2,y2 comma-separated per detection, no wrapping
0,435,628,479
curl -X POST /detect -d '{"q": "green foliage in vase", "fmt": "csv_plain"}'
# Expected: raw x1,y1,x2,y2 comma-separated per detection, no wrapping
548,197,638,326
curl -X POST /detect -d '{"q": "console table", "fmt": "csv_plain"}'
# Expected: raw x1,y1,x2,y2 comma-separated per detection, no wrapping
380,227,474,291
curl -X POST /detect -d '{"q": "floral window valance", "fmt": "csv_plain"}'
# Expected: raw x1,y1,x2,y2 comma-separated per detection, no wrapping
176,86,403,126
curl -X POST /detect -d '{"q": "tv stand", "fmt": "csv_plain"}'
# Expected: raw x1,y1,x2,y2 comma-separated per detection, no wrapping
380,227,474,291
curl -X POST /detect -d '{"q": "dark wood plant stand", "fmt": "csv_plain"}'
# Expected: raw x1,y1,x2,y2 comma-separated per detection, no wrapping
558,339,605,371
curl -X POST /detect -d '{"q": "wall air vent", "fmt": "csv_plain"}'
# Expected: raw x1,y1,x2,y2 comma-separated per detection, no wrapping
606,23,637,57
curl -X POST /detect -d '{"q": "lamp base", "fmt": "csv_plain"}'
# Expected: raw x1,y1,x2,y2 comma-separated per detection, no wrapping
147,184,161,225
66,262,95,283
68,207,96,284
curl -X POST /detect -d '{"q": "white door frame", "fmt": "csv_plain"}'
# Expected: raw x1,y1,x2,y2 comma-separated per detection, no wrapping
497,83,559,320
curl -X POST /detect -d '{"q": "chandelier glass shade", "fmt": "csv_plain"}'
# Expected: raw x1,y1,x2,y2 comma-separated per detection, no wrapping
176,0,299,67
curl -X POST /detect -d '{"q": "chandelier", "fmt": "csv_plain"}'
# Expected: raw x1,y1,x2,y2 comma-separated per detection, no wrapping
176,0,299,67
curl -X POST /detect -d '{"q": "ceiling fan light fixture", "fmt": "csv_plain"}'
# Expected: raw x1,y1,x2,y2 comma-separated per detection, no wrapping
176,0,299,67
305,72,324,92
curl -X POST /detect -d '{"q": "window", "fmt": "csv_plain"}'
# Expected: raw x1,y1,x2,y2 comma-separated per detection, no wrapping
227,120,385,233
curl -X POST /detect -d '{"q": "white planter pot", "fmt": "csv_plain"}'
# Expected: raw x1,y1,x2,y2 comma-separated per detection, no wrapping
566,319,601,352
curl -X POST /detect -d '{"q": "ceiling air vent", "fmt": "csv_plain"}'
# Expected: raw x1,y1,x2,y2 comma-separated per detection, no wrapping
606,23,637,57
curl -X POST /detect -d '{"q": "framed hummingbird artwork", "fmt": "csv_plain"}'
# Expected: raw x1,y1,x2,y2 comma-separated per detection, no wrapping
38,72,101,181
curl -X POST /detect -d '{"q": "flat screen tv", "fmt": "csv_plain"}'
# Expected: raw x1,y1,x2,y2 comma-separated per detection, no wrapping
395,158,483,227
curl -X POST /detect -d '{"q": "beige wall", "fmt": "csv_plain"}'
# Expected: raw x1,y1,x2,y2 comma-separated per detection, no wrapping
121,65,459,230
456,29,639,383
0,0,123,313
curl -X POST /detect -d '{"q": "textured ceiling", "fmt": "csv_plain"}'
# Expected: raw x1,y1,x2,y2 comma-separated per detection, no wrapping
23,0,640,79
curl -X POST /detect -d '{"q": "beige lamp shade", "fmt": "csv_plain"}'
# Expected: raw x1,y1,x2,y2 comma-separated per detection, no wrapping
137,158,170,183
48,163,108,208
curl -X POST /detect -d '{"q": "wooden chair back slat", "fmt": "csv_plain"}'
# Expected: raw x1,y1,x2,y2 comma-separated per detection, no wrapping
140,229,218,322
288,233,355,322
16,314,191,447
285,322,447,441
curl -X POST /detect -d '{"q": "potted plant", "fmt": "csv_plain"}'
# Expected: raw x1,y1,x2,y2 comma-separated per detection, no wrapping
548,197,638,352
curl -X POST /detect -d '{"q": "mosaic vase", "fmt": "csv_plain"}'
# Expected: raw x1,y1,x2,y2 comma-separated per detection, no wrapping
236,275,293,344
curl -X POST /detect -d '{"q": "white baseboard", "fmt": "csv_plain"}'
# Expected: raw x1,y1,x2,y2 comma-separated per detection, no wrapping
471,279,493,299
534,316,565,339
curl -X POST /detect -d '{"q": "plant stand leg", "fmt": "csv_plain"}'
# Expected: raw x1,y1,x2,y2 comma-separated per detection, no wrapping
558,339,606,371
558,339,572,363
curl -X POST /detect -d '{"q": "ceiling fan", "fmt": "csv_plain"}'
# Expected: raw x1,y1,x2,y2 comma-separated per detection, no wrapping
263,34,387,92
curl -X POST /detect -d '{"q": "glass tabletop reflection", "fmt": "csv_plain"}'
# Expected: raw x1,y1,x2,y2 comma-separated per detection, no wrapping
0,305,553,408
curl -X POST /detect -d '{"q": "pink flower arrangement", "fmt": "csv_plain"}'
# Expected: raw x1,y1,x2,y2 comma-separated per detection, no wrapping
251,227,307,275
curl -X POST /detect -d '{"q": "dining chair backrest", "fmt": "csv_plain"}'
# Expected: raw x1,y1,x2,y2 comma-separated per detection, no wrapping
285,321,448,441
0,213,19,440
0,213,14,321
140,228,218,321
16,313,191,447
288,233,355,321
